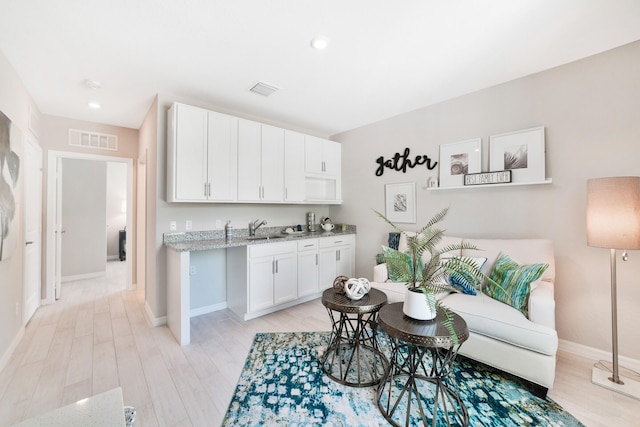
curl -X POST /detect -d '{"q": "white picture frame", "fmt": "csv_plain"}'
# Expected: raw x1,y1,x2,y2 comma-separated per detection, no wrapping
489,126,545,183
438,138,482,187
385,182,416,223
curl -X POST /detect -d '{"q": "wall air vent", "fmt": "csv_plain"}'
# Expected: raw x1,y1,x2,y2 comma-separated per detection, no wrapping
249,81,279,97
68,129,118,151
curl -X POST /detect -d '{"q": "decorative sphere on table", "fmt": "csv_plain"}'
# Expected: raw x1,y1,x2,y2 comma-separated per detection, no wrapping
333,275,349,293
344,278,371,300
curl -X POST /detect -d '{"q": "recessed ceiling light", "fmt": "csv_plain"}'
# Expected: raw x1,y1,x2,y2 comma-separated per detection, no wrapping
310,36,329,50
88,101,101,109
83,79,102,89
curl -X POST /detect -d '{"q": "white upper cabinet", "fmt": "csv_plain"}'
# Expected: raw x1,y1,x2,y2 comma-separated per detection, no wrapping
237,120,284,202
167,103,237,202
305,136,341,177
284,131,306,202
167,102,341,204
304,136,342,203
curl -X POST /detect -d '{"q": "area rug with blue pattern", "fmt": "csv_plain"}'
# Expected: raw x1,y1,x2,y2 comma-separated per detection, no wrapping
223,332,583,426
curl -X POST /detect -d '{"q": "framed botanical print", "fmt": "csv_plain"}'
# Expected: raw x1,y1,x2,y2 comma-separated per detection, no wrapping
385,182,416,223
489,126,545,183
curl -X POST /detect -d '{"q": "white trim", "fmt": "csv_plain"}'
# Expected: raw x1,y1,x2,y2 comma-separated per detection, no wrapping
190,302,227,318
62,272,105,283
45,150,133,304
559,338,640,372
144,301,167,327
0,327,25,374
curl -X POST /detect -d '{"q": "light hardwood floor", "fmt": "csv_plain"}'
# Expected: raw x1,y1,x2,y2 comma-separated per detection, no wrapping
0,262,636,426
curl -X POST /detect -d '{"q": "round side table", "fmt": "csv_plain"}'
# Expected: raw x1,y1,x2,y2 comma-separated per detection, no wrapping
376,302,470,427
320,287,388,387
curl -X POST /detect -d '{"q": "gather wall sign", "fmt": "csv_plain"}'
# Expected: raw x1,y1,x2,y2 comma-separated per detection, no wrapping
375,147,438,177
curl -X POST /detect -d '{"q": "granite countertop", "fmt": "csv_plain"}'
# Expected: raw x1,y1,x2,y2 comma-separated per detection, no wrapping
164,225,357,252
11,388,125,427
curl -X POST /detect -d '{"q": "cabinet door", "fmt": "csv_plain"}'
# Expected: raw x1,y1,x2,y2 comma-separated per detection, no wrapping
237,119,262,201
322,139,341,177
304,136,324,174
335,245,354,278
284,131,305,202
248,256,274,312
260,125,284,202
298,250,319,297
207,112,238,201
173,104,208,201
318,248,338,290
274,252,297,305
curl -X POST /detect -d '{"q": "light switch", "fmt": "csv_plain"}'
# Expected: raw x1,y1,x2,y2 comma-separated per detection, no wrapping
170,221,177,231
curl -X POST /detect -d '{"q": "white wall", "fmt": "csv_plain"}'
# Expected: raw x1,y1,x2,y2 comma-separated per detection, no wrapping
331,41,640,360
0,50,40,368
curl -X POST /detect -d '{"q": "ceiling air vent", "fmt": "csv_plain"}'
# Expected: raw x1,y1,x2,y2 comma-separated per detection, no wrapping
69,128,118,151
249,81,279,97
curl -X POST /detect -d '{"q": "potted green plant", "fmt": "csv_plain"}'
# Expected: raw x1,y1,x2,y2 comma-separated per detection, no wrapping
375,208,489,342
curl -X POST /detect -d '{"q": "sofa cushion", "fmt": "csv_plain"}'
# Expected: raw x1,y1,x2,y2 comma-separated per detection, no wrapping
441,292,558,356
447,257,487,295
486,253,548,318
382,246,423,282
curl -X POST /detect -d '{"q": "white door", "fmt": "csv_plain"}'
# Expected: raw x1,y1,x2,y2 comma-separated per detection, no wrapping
23,135,42,324
54,158,62,299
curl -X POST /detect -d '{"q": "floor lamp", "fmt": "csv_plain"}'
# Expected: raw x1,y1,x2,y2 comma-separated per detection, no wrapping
586,176,640,400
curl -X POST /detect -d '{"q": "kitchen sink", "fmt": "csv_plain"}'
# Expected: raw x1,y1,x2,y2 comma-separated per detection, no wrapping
245,235,284,241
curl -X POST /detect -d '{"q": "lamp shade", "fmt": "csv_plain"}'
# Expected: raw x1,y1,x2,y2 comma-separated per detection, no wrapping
587,176,640,249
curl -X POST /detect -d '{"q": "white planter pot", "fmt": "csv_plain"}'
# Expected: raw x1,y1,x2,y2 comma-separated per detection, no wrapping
403,289,436,320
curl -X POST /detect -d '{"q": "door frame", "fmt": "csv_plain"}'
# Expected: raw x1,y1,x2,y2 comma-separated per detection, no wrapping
23,133,42,324
44,150,133,305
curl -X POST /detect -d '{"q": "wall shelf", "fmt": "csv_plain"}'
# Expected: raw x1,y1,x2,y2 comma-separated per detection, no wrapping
425,178,552,191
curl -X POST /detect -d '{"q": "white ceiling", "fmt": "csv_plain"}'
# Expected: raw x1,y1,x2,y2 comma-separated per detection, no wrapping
1,0,639,136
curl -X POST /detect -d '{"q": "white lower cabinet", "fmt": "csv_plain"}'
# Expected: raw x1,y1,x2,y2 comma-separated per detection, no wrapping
297,239,319,298
227,241,298,320
227,235,355,320
318,235,355,289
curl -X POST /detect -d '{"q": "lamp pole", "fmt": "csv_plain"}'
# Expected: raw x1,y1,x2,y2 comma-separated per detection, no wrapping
609,248,623,385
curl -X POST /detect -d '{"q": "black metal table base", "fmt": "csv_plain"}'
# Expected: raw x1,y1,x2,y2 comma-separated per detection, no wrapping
320,309,388,387
377,339,469,427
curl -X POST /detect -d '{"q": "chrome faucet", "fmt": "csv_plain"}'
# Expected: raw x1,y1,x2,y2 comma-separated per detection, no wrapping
249,219,267,237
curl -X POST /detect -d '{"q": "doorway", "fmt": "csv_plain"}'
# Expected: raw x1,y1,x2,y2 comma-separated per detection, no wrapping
45,151,133,304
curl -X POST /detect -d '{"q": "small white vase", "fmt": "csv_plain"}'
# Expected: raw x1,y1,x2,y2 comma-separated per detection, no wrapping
403,289,437,320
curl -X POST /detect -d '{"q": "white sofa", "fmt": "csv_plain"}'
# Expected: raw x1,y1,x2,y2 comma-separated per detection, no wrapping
371,235,558,397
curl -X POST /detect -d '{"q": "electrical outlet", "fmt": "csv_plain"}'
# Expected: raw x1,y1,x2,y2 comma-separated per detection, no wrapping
215,219,222,229
15,302,19,317
190,265,197,276
170,221,177,231
186,220,192,231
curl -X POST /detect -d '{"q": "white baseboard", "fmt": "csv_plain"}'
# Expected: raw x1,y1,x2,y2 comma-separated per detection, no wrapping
559,338,640,372
190,302,227,318
62,271,105,283
144,301,167,327
0,326,25,374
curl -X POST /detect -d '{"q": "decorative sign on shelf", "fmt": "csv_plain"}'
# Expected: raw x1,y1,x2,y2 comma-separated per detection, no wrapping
464,170,512,186
375,147,438,177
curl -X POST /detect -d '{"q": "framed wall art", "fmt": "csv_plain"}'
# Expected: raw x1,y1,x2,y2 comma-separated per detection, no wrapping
489,126,545,183
438,138,482,187
385,182,416,223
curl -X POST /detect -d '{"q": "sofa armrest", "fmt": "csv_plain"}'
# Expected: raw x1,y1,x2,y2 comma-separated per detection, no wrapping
528,280,555,330
373,263,389,283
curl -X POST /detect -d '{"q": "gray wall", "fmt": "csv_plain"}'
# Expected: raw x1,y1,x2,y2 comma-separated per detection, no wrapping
61,158,107,278
331,41,640,360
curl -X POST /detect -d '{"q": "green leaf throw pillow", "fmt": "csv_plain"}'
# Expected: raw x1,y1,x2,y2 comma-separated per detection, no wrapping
486,253,548,318
383,247,422,283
